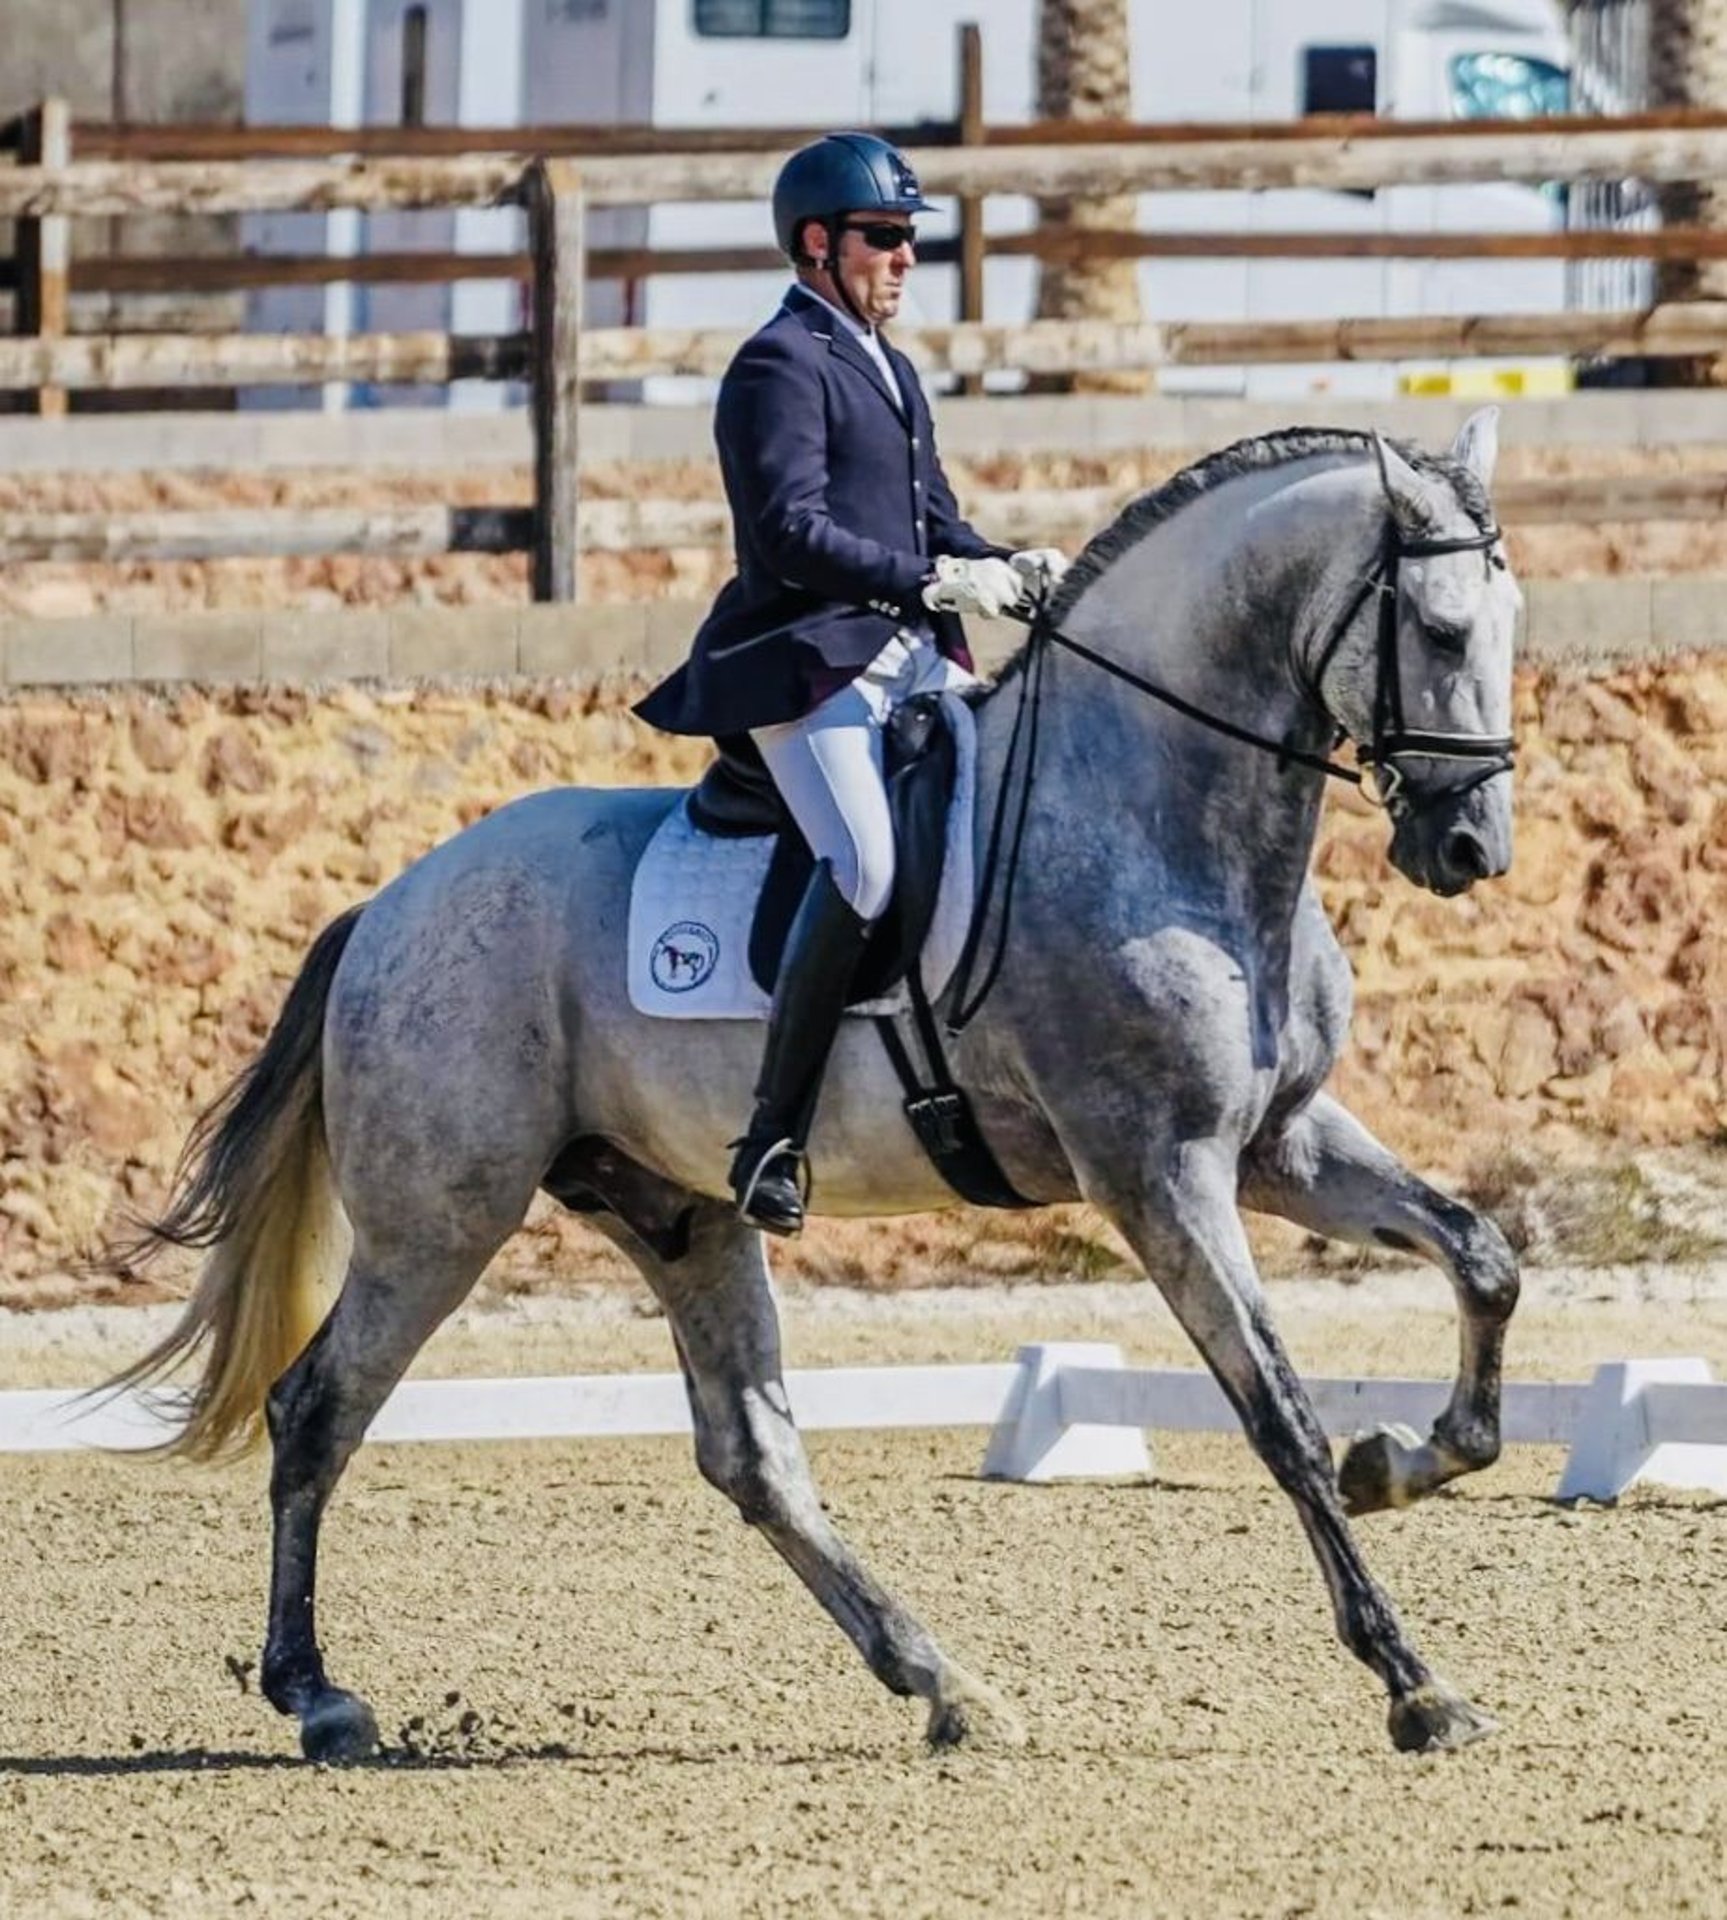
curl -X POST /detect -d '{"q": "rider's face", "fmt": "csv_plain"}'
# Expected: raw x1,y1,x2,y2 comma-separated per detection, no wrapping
815,211,916,324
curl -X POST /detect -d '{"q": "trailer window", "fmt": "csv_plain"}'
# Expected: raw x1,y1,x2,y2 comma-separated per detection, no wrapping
1301,45,1376,116
401,5,428,128
1450,53,1569,120
694,0,851,37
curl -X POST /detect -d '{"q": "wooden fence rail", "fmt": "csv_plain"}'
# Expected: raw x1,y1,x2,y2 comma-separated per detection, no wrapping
8,304,1727,393
8,225,1723,308
1,473,1719,568
9,123,1727,222
39,101,1727,162
0,330,527,387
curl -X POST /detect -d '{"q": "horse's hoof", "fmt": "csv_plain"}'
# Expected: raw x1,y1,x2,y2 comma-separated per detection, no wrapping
1339,1424,1426,1515
925,1671,1027,1752
300,1690,380,1765
1388,1681,1498,1754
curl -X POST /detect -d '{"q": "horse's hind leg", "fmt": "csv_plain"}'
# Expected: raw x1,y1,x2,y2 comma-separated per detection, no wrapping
261,1234,500,1762
602,1199,1022,1750
1241,1091,1520,1514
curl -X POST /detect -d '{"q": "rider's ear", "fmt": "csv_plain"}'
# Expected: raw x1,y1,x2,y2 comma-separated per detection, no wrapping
1371,432,1433,531
1449,406,1500,490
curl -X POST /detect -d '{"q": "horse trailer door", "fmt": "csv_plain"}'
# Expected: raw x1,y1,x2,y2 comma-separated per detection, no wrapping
244,0,355,408
355,0,464,403
523,0,652,335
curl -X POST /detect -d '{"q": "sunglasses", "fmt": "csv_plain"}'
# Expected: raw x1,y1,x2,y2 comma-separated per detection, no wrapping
842,220,916,253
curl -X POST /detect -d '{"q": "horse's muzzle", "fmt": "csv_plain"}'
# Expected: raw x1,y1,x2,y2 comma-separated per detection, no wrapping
1387,773,1513,897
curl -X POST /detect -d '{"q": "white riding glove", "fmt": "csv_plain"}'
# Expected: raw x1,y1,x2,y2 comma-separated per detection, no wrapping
1009,547,1072,593
919,555,1028,620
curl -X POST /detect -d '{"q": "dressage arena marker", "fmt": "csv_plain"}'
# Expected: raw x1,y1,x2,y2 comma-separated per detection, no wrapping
3,1345,1726,1503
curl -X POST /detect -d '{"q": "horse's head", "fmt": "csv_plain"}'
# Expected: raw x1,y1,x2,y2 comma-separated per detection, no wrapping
1314,409,1519,897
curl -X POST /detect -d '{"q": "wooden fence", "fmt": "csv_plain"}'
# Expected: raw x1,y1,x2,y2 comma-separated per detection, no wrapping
2,470,1722,571
15,91,1727,595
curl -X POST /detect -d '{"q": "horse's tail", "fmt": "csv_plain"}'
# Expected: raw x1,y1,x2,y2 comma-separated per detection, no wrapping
99,905,365,1462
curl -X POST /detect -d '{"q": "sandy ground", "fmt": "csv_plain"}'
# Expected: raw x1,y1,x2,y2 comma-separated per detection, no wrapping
3,1271,1727,1918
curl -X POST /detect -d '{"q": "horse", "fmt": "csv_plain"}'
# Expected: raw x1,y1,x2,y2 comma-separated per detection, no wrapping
108,412,1522,1765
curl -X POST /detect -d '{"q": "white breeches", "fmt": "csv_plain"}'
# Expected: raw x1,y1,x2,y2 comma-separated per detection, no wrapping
751,630,977,922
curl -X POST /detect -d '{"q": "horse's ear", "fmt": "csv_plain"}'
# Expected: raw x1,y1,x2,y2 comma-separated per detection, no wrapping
1450,406,1500,489
1370,431,1430,528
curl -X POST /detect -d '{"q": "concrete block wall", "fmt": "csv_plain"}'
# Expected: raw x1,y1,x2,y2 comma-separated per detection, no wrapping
0,602,701,688
1,581,1722,690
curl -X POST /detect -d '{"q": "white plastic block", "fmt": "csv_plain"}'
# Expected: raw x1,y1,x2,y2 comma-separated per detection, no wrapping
1556,1358,1727,1503
980,1342,1153,1483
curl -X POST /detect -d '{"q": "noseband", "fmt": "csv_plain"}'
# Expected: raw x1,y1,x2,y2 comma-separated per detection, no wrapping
1305,518,1515,817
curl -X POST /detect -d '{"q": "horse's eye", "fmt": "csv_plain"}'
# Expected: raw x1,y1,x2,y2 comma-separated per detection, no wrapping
1424,621,1470,656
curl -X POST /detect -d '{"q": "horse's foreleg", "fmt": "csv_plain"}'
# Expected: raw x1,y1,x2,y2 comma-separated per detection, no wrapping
1241,1092,1520,1513
1096,1136,1493,1753
612,1202,1023,1750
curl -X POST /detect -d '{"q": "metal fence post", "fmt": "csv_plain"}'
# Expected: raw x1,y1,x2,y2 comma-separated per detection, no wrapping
17,98,70,418
527,157,585,603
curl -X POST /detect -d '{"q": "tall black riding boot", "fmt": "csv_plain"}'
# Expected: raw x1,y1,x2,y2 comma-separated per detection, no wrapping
729,860,872,1235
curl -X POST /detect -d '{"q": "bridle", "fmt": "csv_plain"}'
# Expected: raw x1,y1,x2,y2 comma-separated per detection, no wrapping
1302,517,1515,815
943,506,1515,1035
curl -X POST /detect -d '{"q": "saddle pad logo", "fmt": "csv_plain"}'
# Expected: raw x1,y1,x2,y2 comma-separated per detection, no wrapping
650,920,720,993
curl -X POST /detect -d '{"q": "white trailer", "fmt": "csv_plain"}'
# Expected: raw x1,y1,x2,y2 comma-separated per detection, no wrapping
244,0,1573,405
244,0,523,410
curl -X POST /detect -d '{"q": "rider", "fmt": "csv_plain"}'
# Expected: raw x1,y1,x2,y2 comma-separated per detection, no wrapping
634,131,1069,1237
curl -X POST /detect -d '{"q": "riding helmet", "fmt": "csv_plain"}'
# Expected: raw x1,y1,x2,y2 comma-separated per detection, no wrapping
771,131,935,263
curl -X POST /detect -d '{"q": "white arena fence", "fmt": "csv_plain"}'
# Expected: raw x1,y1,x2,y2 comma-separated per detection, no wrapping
3,1343,1725,1505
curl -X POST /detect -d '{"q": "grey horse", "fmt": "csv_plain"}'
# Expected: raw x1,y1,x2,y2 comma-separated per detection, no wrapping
111,413,1521,1765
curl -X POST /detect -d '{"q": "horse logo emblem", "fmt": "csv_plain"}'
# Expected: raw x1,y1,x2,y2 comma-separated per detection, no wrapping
650,920,720,994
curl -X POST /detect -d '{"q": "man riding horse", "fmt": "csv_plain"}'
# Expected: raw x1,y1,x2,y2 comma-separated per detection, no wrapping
634,131,1070,1237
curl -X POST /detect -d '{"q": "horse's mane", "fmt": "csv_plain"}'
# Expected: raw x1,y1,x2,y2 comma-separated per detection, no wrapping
978,425,1494,696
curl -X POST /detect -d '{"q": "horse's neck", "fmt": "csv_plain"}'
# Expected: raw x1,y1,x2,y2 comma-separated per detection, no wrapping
990,461,1363,928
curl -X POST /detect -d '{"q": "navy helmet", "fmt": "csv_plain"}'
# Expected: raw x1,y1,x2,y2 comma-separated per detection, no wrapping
771,131,935,263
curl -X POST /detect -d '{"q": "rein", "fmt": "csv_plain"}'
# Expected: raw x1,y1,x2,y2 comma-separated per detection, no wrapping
944,515,1514,1036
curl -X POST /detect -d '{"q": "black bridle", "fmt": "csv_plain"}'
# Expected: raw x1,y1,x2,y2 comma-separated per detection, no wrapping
1303,517,1515,813
943,513,1515,1035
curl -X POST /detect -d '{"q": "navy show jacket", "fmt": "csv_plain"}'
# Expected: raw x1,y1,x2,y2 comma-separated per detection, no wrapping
632,286,1007,739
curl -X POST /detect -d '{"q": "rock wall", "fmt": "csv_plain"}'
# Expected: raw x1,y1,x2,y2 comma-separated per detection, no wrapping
2,657,1723,1298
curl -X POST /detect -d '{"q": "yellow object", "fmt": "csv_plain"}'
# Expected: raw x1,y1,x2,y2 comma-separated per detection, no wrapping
1398,363,1574,398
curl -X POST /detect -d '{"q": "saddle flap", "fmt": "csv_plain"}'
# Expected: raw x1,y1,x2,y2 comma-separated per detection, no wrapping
748,693,958,1007
626,693,976,1023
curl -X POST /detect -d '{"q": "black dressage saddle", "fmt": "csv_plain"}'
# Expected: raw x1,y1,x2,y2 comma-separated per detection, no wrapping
686,692,959,1007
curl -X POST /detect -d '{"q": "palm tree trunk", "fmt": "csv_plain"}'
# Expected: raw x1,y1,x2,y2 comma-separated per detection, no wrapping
1649,0,1727,378
1031,0,1146,395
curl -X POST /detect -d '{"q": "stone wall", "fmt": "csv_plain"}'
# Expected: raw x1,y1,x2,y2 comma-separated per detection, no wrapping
2,652,1724,1297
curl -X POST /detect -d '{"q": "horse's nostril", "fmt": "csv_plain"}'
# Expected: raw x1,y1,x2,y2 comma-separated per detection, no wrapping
1443,830,1491,880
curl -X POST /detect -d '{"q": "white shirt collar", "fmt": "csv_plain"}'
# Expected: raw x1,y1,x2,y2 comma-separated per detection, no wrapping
789,283,902,410
792,281,877,346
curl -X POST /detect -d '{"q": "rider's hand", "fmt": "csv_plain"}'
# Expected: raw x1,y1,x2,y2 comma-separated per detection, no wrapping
920,555,1028,620
1009,547,1072,594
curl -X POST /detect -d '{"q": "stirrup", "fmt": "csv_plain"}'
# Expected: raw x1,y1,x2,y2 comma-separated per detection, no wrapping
733,1135,809,1232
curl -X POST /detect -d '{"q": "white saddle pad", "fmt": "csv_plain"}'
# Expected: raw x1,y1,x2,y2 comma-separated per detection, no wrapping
628,694,977,1021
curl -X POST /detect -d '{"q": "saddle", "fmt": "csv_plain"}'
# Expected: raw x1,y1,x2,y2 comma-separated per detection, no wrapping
688,693,958,1008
